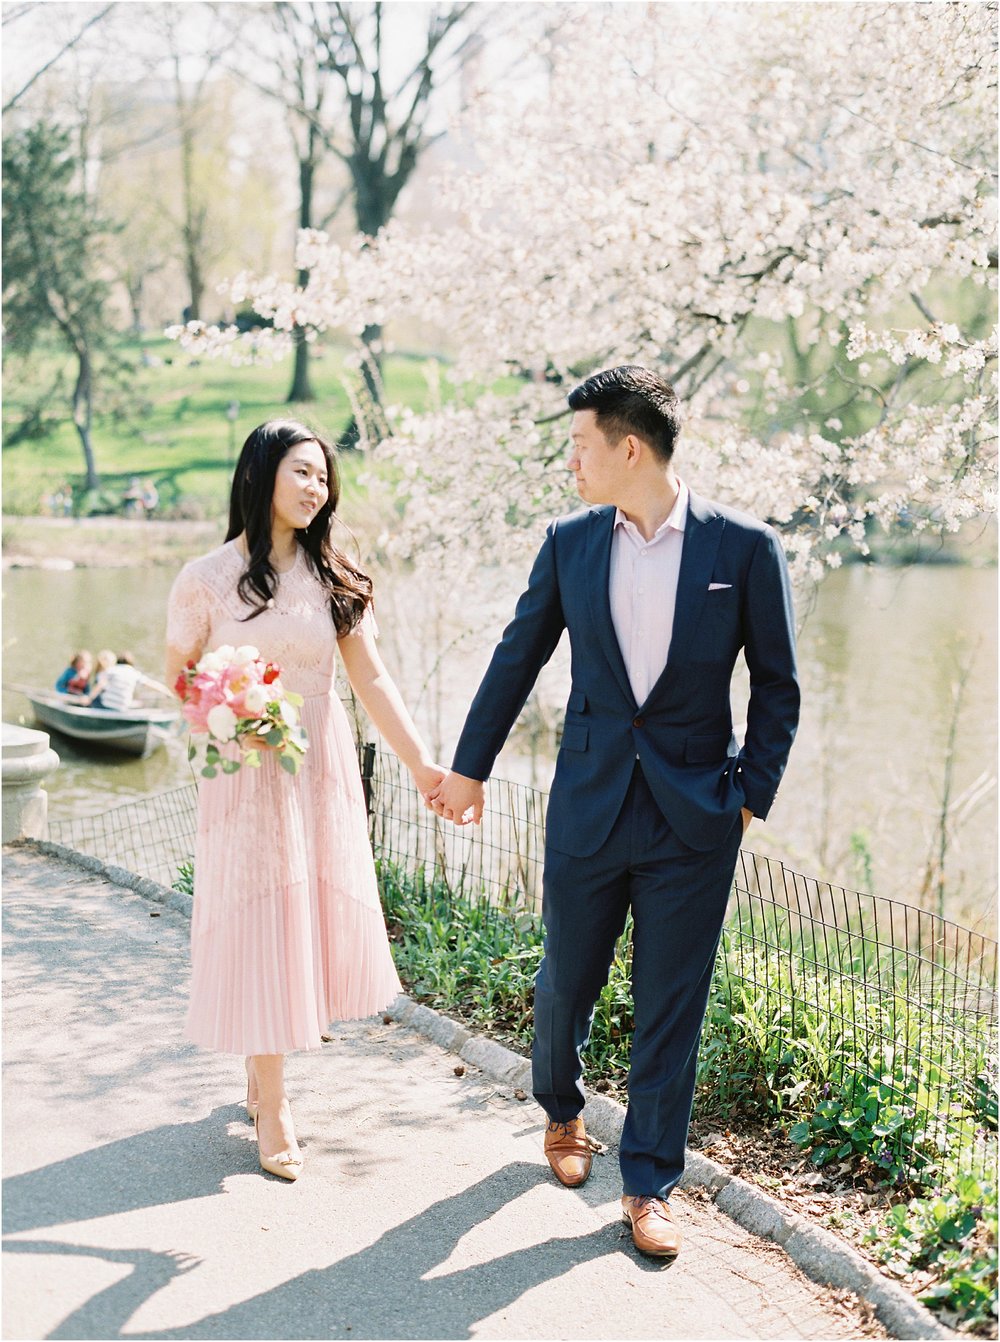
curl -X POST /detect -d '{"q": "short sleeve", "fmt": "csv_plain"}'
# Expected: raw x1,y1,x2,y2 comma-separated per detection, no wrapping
166,565,211,656
341,602,378,641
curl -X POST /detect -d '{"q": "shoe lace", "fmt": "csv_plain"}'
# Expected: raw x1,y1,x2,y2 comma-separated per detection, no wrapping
547,1120,603,1152
546,1120,575,1138
629,1195,670,1217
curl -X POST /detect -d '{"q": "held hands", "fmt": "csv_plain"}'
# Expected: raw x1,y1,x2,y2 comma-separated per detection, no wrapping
421,772,748,833
412,762,448,805
426,771,485,826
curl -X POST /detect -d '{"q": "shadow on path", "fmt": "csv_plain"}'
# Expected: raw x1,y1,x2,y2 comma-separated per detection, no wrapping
5,1161,645,1340
3,1240,201,1341
3,1110,251,1237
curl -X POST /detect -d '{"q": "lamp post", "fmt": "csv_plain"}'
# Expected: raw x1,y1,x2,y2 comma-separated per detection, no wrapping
226,400,240,476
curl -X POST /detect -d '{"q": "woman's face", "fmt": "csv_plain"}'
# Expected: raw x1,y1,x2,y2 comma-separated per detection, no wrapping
271,440,330,534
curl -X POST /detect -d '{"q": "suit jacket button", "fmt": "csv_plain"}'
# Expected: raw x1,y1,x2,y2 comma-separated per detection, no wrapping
632,715,644,728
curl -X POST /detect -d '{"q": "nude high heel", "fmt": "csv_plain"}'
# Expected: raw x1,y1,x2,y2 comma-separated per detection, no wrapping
254,1111,303,1182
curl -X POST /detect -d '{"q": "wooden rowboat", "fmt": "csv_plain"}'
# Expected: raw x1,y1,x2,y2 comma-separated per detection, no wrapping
12,686,180,759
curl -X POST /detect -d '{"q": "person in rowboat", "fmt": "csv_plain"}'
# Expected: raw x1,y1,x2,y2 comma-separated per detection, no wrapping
55,650,92,697
89,652,172,711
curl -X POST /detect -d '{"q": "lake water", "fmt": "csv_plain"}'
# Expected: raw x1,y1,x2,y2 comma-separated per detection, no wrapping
3,559,996,933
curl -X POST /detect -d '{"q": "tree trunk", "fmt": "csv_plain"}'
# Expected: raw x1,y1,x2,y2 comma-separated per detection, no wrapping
359,322,387,436
175,59,204,321
286,150,316,403
185,242,204,322
352,181,394,437
354,164,394,241
71,343,99,490
287,328,314,403
127,274,144,336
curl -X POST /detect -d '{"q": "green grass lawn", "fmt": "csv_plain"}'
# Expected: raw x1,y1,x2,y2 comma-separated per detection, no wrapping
2,335,461,517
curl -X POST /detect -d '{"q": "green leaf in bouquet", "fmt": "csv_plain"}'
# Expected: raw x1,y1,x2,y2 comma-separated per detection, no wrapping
201,765,218,779
244,749,261,769
222,759,241,774
285,691,304,707
265,728,284,746
187,741,196,761
279,751,300,775
205,745,221,764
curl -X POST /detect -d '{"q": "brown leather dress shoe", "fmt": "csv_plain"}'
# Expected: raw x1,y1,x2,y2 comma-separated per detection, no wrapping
543,1117,594,1187
621,1195,682,1258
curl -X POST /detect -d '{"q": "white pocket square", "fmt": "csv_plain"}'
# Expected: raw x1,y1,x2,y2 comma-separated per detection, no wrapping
708,582,732,590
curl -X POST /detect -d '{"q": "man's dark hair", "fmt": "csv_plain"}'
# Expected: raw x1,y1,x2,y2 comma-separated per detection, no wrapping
567,365,682,463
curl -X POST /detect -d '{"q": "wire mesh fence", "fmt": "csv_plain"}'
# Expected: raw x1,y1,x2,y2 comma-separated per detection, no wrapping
48,743,997,1185
50,783,199,890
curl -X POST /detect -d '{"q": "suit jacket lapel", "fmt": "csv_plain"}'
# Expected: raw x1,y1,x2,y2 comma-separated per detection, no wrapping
585,506,636,708
640,490,725,708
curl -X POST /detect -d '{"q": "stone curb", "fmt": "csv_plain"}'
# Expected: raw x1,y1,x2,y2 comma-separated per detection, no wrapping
16,839,955,1341
24,838,195,921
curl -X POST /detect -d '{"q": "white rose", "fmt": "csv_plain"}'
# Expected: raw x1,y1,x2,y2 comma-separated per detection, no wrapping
206,703,238,742
215,645,236,662
197,650,226,673
233,645,259,667
243,683,268,715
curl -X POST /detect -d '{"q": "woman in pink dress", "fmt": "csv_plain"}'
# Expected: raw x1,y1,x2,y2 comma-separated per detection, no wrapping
165,420,443,1181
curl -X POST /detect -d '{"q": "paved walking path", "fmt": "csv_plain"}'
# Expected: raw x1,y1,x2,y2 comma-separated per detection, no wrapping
3,847,881,1341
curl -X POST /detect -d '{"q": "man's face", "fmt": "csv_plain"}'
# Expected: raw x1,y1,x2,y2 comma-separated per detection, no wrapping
567,410,626,505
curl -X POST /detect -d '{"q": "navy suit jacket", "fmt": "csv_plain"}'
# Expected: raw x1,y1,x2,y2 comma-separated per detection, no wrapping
452,491,800,856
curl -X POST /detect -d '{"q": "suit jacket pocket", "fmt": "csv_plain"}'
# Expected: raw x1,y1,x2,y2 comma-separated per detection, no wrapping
685,732,731,764
560,722,589,752
567,688,587,713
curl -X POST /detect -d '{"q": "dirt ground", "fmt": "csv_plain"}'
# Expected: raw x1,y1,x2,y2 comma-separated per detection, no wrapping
2,515,223,569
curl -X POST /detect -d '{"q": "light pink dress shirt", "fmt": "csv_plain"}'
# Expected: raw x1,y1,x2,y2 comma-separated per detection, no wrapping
609,479,689,707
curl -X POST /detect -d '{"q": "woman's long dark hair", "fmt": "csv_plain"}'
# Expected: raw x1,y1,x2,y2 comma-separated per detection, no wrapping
225,419,373,635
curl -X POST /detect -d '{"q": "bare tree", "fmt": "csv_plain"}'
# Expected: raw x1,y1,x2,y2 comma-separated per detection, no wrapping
158,7,238,320
1,2,115,114
918,643,997,918
316,3,475,237
235,1,481,414
314,1,476,429
257,3,348,402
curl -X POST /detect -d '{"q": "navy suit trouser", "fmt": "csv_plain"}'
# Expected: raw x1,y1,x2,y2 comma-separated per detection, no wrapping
532,761,742,1199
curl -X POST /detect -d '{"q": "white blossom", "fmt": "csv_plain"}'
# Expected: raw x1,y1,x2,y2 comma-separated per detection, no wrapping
166,2,996,587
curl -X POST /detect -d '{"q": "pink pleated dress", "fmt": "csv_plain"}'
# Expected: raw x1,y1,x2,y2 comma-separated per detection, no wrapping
165,540,402,1054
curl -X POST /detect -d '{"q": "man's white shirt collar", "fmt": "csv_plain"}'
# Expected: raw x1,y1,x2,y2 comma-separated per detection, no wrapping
614,479,689,542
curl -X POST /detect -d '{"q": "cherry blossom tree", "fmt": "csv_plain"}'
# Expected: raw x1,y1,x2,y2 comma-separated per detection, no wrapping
170,1,997,585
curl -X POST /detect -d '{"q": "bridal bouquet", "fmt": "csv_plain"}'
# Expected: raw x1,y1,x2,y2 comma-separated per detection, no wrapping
175,644,307,777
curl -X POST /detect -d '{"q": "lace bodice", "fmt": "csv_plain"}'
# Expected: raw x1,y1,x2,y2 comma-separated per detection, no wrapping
166,540,370,698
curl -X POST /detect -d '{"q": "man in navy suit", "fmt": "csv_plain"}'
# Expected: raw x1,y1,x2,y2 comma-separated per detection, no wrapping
429,365,799,1258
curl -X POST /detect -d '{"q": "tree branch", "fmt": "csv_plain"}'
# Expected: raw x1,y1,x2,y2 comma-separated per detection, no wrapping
3,3,115,114
910,291,940,326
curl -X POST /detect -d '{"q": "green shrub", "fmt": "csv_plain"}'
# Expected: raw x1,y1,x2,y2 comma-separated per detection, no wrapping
172,860,194,896
787,1062,947,1185
864,1176,998,1329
